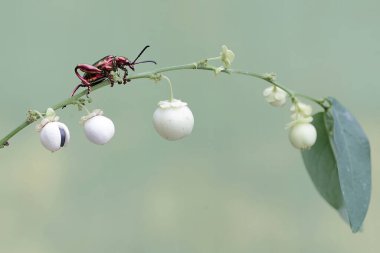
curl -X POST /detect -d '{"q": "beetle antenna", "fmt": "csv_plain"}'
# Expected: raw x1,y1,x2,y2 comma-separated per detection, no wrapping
134,60,157,65
132,45,151,64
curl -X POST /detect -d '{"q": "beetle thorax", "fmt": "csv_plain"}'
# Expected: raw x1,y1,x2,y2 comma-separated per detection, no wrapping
115,56,129,66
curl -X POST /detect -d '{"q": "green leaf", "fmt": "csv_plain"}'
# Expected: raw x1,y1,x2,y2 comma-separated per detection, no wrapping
301,98,371,233
327,97,371,232
302,112,343,210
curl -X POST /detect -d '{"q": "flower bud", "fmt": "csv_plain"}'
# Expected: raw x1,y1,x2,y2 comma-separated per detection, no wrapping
153,99,194,141
291,102,312,119
39,122,70,152
263,85,287,107
288,122,317,149
263,72,277,82
220,45,235,68
81,109,115,145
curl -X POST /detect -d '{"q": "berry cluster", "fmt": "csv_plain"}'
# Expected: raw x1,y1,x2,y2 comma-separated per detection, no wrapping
36,101,194,152
263,85,317,149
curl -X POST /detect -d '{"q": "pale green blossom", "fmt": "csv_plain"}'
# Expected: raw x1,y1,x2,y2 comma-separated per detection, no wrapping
220,45,235,68
263,85,287,107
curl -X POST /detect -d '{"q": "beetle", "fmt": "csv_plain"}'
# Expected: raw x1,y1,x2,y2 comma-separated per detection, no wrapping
71,45,156,96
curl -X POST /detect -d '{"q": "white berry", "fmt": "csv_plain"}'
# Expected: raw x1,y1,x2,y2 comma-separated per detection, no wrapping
288,123,317,149
39,122,70,152
83,115,115,145
153,99,194,141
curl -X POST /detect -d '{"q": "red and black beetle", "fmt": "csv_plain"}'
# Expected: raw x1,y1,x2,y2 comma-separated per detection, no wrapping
71,45,156,96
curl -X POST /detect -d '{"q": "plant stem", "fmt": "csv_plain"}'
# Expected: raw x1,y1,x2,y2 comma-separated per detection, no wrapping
294,93,329,109
0,120,30,148
228,69,296,100
161,75,174,102
0,61,323,149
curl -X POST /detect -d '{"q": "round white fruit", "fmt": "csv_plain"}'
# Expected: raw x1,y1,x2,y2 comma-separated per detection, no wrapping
153,99,194,141
83,115,115,145
40,122,70,152
289,123,317,149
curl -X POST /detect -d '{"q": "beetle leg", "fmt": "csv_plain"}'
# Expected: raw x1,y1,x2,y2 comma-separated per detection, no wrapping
73,64,102,95
100,59,117,87
71,83,87,97
116,70,122,84
75,64,102,86
107,72,115,87
86,86,92,97
120,66,129,84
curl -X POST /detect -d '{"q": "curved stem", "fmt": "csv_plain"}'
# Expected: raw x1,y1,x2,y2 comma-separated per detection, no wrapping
0,120,30,148
207,56,222,61
0,61,324,149
294,93,328,109
228,69,296,99
161,75,174,102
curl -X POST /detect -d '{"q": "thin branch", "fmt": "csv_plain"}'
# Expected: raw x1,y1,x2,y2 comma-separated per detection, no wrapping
0,61,323,149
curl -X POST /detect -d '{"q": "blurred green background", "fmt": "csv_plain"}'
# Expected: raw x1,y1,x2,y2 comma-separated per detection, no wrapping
1,0,379,252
